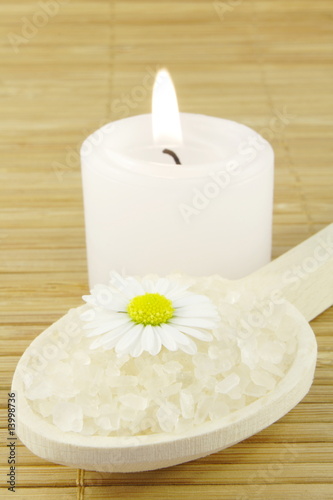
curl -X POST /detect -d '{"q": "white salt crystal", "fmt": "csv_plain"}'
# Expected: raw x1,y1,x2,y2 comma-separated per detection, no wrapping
286,337,297,355
47,362,81,398
156,404,179,433
97,412,121,431
81,420,98,436
193,353,211,369
239,338,260,369
97,387,115,405
215,374,240,394
259,359,285,378
75,393,100,417
119,394,148,411
25,379,53,400
138,366,156,390
228,387,243,400
108,375,138,387
105,362,121,378
175,420,196,434
208,345,236,373
109,413,120,429
134,416,156,433
152,364,176,386
99,403,114,416
195,396,213,425
73,350,91,365
176,371,193,386
51,378,80,399
180,391,195,419
202,376,216,392
244,382,268,398
209,399,230,420
219,358,234,372
118,406,135,422
250,369,276,390
52,401,83,432
97,416,113,430
162,361,183,374
208,345,220,360
88,366,104,395
21,367,34,389
37,399,54,418
259,341,286,364
224,290,241,304
228,395,247,410
162,382,183,398
25,284,296,438
48,360,72,378
116,354,130,366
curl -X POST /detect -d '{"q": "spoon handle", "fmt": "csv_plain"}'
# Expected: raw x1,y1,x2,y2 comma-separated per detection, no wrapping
247,223,333,321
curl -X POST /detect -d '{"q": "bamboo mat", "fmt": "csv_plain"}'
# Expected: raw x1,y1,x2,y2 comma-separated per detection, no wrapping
1,0,333,498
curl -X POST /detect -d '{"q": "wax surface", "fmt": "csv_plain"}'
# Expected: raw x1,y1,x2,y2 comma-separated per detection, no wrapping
81,113,274,285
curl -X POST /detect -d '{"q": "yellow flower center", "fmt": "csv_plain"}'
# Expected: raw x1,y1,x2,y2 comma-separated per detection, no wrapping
127,293,174,326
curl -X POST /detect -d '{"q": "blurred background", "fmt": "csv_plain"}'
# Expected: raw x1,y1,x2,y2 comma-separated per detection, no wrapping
1,1,333,498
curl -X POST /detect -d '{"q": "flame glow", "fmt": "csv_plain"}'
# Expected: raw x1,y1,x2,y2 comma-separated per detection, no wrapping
152,69,183,145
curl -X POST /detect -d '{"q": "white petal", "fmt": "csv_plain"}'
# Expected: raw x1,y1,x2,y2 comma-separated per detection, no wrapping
103,295,128,312
141,325,161,355
155,325,178,351
172,294,212,308
141,324,154,350
102,329,134,350
154,278,172,295
127,277,145,296
120,281,143,300
88,284,107,296
180,340,197,355
82,295,97,305
150,327,162,356
85,316,131,337
141,278,155,293
85,323,117,337
115,324,144,355
80,309,96,322
130,333,145,357
175,325,213,342
90,322,133,349
83,311,120,329
160,323,192,346
170,317,217,329
88,284,114,306
110,271,127,286
165,284,191,301
174,305,218,318
109,272,132,294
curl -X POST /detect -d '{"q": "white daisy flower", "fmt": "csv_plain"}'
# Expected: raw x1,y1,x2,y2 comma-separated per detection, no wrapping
80,273,219,357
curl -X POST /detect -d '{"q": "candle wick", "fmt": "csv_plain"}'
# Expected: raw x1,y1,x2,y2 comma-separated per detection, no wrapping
162,149,182,165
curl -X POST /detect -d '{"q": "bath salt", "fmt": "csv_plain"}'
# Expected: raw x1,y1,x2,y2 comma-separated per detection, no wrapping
215,374,240,394
52,401,83,433
250,369,277,391
23,276,298,437
119,394,148,411
180,391,195,419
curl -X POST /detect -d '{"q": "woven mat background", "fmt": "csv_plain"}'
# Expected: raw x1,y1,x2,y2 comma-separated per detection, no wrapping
1,0,333,498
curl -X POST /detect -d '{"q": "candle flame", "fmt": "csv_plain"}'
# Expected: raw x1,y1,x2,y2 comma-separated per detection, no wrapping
152,69,183,145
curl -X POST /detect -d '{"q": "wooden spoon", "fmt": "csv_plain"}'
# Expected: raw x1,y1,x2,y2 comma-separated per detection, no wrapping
12,224,333,472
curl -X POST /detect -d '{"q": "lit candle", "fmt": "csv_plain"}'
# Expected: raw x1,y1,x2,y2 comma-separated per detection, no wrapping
81,69,274,286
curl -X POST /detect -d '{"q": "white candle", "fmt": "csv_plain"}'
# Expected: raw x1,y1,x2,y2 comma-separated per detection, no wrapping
81,70,274,286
